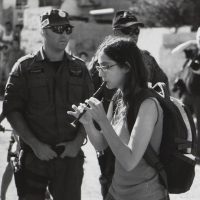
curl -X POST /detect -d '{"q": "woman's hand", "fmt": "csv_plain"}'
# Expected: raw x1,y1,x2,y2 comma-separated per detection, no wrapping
67,103,92,125
85,97,107,123
67,97,107,125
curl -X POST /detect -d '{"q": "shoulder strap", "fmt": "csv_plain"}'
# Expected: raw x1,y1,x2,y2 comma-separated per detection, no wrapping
127,83,169,189
144,83,169,188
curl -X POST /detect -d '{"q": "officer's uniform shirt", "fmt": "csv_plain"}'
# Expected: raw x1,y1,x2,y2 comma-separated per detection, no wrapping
3,48,93,145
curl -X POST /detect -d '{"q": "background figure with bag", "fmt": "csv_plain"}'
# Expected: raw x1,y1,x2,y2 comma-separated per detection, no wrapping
172,27,200,158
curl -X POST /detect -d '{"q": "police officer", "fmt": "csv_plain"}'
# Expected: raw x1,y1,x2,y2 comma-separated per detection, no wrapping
112,10,169,86
3,9,93,200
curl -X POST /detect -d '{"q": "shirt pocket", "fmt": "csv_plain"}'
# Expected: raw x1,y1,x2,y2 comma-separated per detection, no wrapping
28,78,49,104
68,77,83,105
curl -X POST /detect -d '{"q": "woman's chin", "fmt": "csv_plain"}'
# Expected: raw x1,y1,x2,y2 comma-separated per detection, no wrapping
106,82,115,90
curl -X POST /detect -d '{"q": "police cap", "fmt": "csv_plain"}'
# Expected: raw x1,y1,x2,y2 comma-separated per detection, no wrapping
40,9,73,28
112,10,144,30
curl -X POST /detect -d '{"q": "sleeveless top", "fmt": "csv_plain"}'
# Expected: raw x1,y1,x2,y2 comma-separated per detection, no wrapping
109,97,168,200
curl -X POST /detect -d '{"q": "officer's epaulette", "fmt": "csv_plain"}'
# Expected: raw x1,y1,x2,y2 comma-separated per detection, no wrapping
17,54,35,64
141,49,151,56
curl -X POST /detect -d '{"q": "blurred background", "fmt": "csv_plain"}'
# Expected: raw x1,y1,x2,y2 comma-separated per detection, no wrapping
0,1,200,200
0,0,200,85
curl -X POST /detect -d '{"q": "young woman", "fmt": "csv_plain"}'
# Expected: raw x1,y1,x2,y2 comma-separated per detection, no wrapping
68,37,169,200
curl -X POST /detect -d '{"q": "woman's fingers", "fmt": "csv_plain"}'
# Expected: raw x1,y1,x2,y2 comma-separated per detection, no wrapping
72,104,79,111
85,97,99,107
78,103,87,113
67,104,81,118
90,97,100,104
67,110,76,116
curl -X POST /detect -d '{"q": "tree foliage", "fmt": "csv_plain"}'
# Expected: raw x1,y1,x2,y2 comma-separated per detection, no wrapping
131,0,200,30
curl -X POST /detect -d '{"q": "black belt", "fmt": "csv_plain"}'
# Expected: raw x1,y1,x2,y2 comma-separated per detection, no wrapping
51,145,65,156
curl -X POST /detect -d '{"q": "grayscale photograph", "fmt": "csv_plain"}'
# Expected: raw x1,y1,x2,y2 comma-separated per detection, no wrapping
0,0,199,200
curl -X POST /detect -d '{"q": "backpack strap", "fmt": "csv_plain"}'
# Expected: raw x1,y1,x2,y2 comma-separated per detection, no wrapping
144,83,169,188
143,91,169,189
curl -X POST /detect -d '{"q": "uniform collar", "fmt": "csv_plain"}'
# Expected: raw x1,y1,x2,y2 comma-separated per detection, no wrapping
35,47,72,62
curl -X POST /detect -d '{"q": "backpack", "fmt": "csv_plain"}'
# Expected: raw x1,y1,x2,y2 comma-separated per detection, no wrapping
124,82,197,194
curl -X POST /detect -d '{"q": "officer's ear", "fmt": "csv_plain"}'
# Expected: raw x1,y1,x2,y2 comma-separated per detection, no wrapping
40,28,46,37
40,28,44,36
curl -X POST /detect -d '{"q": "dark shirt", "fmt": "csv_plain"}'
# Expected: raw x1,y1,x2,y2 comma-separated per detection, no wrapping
141,50,169,87
3,48,93,145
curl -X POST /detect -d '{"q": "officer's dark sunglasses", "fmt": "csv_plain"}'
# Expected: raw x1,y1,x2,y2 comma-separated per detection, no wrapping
45,25,73,35
120,27,140,36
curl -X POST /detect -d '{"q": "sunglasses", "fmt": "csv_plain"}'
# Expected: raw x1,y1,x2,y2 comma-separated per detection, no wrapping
45,25,73,35
95,63,117,72
120,27,140,36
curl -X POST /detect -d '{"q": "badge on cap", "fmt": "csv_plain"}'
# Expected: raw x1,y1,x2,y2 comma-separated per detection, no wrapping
123,11,128,18
58,10,66,18
41,19,49,28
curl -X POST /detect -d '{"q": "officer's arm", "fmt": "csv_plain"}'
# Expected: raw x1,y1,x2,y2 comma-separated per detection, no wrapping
3,62,42,149
7,112,42,150
4,62,57,160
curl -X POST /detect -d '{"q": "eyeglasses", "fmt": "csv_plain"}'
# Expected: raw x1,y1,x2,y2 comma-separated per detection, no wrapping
120,27,140,36
44,25,73,35
95,63,117,72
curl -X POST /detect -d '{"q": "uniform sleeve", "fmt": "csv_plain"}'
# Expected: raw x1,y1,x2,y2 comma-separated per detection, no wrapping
142,51,169,87
150,56,169,86
3,61,28,116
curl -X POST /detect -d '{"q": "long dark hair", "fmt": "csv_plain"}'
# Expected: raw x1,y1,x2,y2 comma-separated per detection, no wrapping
98,36,148,107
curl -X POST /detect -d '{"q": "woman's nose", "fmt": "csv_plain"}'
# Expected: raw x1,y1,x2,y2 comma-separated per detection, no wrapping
98,69,104,77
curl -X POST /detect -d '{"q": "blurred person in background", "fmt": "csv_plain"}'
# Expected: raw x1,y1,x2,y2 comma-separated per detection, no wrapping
112,10,168,87
0,112,19,200
4,38,25,81
13,24,23,42
0,21,13,46
0,21,14,97
172,27,200,158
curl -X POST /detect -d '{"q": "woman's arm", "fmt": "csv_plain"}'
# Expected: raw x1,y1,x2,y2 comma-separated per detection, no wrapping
98,98,159,171
83,122,108,151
